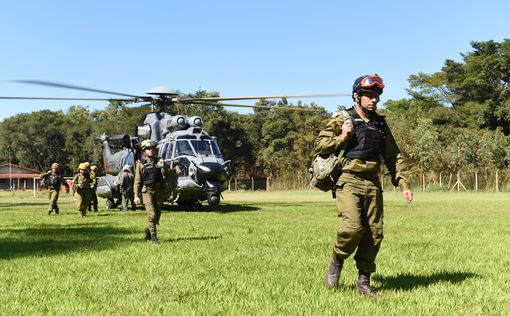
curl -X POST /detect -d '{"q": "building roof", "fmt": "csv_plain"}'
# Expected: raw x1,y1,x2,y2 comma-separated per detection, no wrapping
0,163,42,179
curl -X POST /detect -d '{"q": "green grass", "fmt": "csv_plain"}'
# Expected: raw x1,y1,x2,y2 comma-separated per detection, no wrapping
1,190,509,315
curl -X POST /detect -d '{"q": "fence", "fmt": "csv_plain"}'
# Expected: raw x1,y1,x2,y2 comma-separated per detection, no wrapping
228,169,510,192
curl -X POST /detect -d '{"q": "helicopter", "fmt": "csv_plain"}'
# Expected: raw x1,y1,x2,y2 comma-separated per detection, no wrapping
2,81,349,210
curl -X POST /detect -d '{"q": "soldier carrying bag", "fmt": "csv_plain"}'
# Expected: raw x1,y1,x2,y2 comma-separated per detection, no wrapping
309,110,351,194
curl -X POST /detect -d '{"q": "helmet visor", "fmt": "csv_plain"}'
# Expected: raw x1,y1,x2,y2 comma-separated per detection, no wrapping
360,76,385,89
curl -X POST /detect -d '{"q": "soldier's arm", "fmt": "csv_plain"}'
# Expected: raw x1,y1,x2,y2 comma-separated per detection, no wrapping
314,115,348,155
71,175,78,194
383,125,411,191
133,161,143,198
61,176,70,192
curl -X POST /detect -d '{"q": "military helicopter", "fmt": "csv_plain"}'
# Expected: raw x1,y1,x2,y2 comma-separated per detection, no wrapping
2,81,348,210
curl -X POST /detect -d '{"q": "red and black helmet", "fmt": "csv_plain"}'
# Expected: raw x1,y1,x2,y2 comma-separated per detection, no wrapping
352,74,385,100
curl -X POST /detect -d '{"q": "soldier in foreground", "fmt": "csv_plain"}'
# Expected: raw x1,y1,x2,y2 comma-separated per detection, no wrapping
134,140,172,244
315,74,413,297
40,162,69,215
72,163,92,218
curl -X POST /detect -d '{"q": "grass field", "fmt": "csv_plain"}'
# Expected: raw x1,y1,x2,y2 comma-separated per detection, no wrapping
0,190,509,315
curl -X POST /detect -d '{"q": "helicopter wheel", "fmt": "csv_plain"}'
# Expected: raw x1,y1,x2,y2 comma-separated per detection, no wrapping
177,201,194,211
105,198,116,210
193,202,204,212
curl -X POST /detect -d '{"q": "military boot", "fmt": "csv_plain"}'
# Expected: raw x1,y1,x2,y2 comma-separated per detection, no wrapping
325,255,344,288
356,271,377,297
151,232,160,245
144,227,151,241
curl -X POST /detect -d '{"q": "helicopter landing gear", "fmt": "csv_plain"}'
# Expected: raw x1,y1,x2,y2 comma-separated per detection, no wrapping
105,198,117,210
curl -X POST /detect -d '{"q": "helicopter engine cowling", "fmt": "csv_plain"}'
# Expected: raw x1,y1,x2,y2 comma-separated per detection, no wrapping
167,115,187,131
188,116,203,127
137,124,151,140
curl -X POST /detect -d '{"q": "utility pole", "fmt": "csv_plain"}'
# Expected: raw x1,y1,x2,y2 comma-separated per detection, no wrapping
8,147,12,190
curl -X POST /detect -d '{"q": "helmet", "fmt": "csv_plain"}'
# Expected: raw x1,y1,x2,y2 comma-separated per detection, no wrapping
352,74,385,100
84,162,90,168
141,139,156,150
90,165,98,171
78,163,88,170
51,162,60,170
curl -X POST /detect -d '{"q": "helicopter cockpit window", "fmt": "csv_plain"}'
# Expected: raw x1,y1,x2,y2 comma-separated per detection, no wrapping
175,140,195,157
190,140,213,157
210,141,222,157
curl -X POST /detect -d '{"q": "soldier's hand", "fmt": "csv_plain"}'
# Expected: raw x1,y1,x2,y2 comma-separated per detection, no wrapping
340,120,353,139
402,189,413,204
134,197,140,205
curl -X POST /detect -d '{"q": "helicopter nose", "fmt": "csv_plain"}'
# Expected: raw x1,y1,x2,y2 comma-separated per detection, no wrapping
195,162,226,184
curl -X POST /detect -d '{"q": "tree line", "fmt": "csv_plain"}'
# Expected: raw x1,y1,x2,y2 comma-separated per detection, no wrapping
1,39,509,191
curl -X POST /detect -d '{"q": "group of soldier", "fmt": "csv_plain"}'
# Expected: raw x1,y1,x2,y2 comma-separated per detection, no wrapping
40,161,99,217
40,139,170,245
38,75,414,297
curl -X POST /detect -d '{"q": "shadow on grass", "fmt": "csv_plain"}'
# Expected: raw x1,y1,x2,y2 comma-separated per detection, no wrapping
168,235,222,243
0,223,132,260
374,271,479,291
0,201,49,208
161,203,259,213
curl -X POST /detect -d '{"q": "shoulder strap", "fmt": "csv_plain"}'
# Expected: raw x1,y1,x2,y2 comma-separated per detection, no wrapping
337,110,351,158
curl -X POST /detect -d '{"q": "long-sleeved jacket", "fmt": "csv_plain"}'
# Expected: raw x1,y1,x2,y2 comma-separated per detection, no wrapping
40,171,70,192
133,158,172,197
314,106,410,190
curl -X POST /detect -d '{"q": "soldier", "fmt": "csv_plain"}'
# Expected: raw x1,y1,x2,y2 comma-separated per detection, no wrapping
72,163,92,218
315,74,413,297
118,164,135,211
134,140,172,244
89,165,99,212
40,162,69,215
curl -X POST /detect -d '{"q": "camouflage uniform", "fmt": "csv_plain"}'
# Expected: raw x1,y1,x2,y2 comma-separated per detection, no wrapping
72,171,92,217
315,105,410,273
89,169,98,212
40,171,69,215
134,157,172,237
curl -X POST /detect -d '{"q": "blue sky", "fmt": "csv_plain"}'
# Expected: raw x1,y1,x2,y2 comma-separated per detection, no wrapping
0,1,508,122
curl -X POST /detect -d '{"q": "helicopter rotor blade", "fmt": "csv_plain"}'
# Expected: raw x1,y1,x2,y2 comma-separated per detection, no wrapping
180,92,350,102
12,80,148,99
0,96,136,102
189,101,323,112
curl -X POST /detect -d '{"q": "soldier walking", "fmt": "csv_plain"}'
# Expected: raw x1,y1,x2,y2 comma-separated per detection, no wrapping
118,164,135,211
40,162,69,215
72,163,92,218
134,140,172,244
315,74,413,297
89,165,99,212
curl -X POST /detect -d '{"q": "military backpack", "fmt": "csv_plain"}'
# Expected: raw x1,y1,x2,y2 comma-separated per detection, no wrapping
309,110,351,192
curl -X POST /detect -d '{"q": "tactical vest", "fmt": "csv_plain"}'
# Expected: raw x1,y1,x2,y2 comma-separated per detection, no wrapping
344,108,387,161
47,175,60,188
141,159,163,185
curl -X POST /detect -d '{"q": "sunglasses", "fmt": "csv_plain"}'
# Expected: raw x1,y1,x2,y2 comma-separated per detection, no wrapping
360,76,385,89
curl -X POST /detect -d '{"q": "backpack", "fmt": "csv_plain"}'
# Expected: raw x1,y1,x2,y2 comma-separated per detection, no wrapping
309,110,351,192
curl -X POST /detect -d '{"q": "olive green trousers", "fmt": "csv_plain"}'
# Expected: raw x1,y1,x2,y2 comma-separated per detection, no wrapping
142,186,165,233
333,173,384,273
47,188,60,213
75,189,91,217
